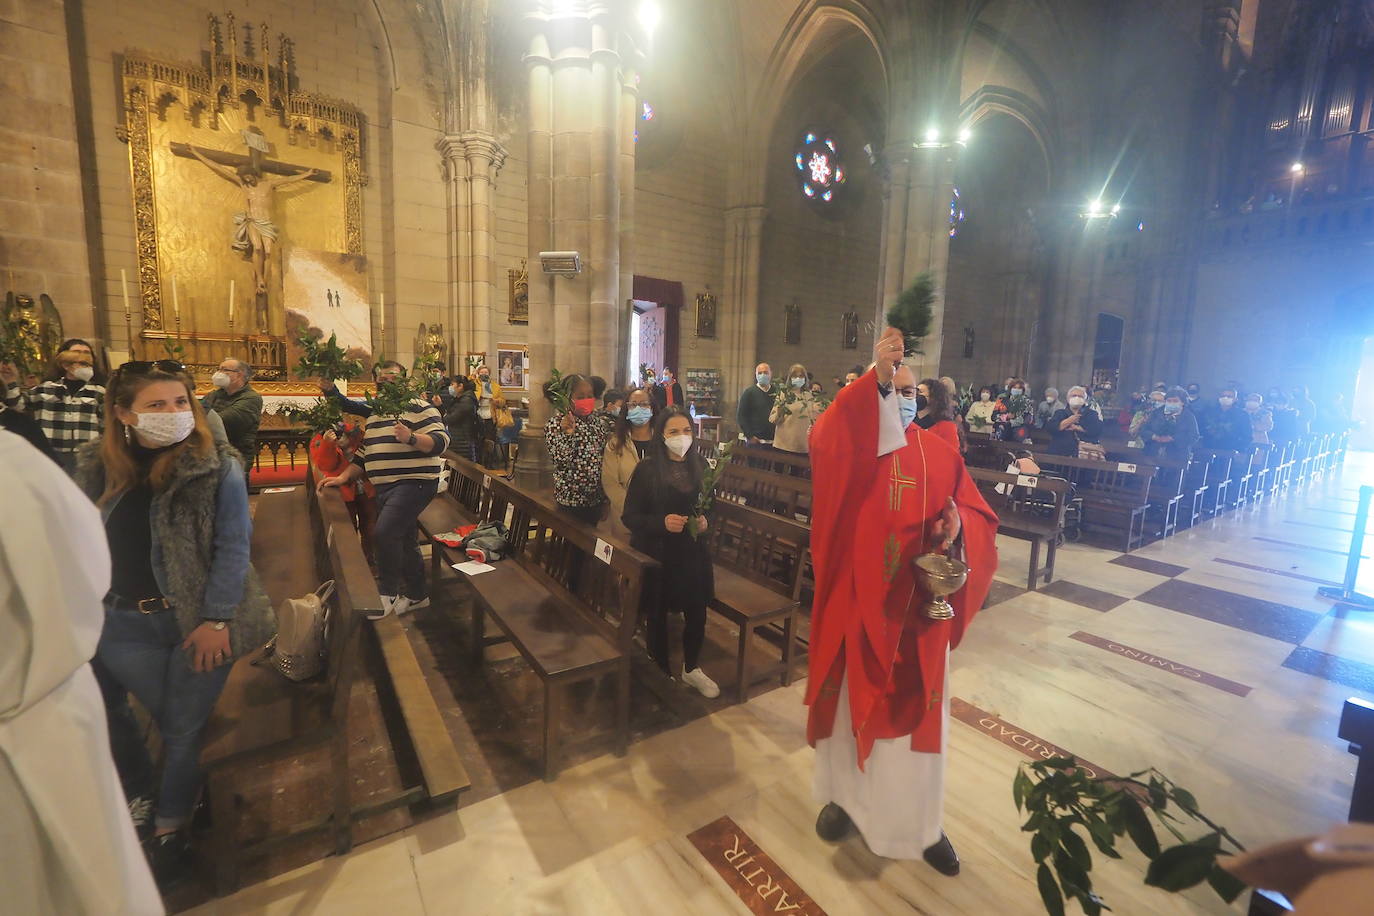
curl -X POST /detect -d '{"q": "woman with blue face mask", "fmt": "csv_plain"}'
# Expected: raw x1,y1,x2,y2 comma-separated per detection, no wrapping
603,386,657,537
1141,387,1200,462
768,362,823,455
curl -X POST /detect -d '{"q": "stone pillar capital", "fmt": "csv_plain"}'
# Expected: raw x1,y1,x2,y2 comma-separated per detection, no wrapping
726,204,768,231
438,132,508,177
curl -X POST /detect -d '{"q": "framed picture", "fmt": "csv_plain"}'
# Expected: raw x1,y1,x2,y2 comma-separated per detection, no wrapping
496,345,528,390
508,261,529,324
695,292,717,339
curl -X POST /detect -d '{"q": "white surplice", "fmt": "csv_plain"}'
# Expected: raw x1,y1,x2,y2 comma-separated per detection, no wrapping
811,382,948,860
0,431,163,915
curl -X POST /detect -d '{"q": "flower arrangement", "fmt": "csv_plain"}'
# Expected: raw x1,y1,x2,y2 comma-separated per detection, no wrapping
957,384,975,417
294,327,364,383
690,441,733,540
1015,757,1246,916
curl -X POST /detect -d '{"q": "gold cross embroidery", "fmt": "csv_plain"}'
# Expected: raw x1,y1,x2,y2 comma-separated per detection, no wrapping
889,452,923,512
928,689,943,710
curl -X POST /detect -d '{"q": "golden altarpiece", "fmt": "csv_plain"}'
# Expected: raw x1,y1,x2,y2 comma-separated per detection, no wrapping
117,13,369,393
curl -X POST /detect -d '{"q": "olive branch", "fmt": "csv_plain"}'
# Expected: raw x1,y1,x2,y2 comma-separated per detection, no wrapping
1016,758,1247,916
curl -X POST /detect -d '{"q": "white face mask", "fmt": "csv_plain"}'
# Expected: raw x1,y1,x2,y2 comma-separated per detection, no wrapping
664,433,693,457
212,371,232,389
132,409,196,447
71,366,95,382
1218,396,1234,407
1068,396,1086,408
979,392,991,402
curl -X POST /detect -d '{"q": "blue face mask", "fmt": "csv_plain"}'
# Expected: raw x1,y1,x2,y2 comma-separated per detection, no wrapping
1163,402,1182,416
627,405,653,426
757,372,772,387
790,377,806,389
898,395,919,428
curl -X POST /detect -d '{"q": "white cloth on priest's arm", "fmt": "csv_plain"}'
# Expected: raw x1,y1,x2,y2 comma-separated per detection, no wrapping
877,382,908,457
0,431,163,915
813,668,949,860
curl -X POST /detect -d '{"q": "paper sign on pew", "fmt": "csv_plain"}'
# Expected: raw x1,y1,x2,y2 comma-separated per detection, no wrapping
594,538,614,565
453,560,495,576
1117,462,1137,473
1016,474,1039,488
482,474,492,490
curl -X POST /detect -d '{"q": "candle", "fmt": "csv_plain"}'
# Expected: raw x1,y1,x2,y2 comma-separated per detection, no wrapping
228,279,235,325
120,269,130,318
379,291,385,337
172,275,180,319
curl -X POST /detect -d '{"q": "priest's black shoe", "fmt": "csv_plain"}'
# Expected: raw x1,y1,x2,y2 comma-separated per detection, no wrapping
923,832,960,876
815,803,853,842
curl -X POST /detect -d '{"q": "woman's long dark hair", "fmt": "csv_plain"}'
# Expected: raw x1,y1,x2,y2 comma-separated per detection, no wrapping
638,406,705,490
612,387,655,452
921,377,953,422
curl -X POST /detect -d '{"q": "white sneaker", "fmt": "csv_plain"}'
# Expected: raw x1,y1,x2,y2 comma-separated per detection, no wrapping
405,596,430,610
369,596,399,621
392,596,414,616
682,667,720,699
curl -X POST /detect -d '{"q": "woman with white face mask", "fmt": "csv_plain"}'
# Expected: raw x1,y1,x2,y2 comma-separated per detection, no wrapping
1047,385,1104,456
71,360,273,888
769,362,824,455
621,407,720,698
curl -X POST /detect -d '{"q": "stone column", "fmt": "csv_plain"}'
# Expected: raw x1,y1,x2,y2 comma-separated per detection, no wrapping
588,17,621,381
439,132,507,361
720,204,767,413
616,54,639,387
876,142,957,379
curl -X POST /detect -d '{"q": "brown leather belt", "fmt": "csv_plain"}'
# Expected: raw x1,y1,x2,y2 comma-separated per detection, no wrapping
109,593,173,614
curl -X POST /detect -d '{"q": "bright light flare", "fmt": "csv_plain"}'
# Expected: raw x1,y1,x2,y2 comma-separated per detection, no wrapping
637,1,661,36
924,127,941,144
1290,161,1304,174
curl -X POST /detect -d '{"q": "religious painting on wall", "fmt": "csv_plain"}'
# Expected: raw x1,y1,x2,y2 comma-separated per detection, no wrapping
841,309,859,349
784,303,802,345
282,249,372,370
117,14,366,385
695,292,717,339
508,261,529,324
496,345,529,390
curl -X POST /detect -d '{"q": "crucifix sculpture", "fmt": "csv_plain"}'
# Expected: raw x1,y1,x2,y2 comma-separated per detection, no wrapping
171,130,330,331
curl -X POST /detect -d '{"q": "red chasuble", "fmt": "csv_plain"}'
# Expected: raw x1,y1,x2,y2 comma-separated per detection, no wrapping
805,370,998,768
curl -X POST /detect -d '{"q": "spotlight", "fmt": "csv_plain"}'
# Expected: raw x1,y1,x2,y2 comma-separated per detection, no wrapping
1111,203,1121,215
1088,199,1103,216
1290,161,1304,174
958,127,972,144
925,127,941,144
637,1,661,36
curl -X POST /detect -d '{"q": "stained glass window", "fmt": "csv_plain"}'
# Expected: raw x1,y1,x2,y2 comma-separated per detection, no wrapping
948,187,966,238
795,131,845,203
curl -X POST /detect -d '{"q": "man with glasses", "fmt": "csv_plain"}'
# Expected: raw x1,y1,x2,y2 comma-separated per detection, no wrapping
201,358,263,474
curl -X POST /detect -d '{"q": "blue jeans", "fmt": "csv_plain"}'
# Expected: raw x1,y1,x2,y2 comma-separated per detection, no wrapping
96,599,232,830
372,479,435,599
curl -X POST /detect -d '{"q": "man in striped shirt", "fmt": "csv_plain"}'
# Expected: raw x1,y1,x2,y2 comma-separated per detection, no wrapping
2,349,105,473
318,361,449,617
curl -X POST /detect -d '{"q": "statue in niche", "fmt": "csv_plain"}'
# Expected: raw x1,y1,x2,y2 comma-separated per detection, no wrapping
841,309,859,349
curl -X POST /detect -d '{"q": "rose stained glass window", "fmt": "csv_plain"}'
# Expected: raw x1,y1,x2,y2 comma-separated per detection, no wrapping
795,131,845,203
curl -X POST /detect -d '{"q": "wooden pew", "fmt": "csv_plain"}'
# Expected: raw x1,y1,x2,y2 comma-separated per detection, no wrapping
1026,451,1157,552
1143,456,1187,541
1179,451,1211,528
716,460,813,522
420,453,658,779
703,499,810,701
729,441,812,477
968,467,1070,589
200,473,469,894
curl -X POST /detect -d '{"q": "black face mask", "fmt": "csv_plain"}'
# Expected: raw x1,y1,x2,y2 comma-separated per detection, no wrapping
914,395,929,411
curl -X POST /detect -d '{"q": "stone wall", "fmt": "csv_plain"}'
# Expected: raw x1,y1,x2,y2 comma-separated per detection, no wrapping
0,0,95,340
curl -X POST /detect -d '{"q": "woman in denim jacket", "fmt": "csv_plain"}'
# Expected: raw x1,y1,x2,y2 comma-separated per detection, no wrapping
74,360,273,886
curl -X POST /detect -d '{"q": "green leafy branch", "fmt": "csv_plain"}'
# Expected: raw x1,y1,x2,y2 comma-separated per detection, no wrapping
691,441,733,539
364,374,426,419
1015,758,1247,916
162,337,187,362
277,397,343,435
886,271,936,356
639,362,657,385
546,367,573,415
1004,393,1033,418
294,327,365,383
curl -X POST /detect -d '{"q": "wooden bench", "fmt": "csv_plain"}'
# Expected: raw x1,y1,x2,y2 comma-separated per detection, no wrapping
200,473,468,894
702,499,810,702
716,460,813,522
729,440,813,477
420,454,658,779
1179,451,1211,528
1027,451,1156,552
1142,456,1187,541
968,467,1070,588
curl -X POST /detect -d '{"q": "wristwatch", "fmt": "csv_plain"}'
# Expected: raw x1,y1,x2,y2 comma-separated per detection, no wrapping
205,620,228,631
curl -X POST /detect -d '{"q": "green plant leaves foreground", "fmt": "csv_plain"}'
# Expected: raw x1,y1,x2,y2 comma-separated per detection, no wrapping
1016,759,1247,915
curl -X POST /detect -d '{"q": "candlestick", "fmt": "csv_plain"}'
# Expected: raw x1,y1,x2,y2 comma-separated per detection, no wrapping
379,290,385,347
172,275,180,319
228,279,235,326
120,268,130,319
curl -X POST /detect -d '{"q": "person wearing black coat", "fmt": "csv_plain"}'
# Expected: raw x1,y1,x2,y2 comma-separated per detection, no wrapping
1141,389,1199,463
650,369,685,412
443,376,481,462
1200,388,1253,453
621,407,720,698
1046,386,1103,456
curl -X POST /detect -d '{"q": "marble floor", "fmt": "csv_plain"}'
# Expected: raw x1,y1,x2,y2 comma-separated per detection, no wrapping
189,454,1374,916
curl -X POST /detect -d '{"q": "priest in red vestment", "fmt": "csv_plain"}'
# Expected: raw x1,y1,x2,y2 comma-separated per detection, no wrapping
805,327,998,873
